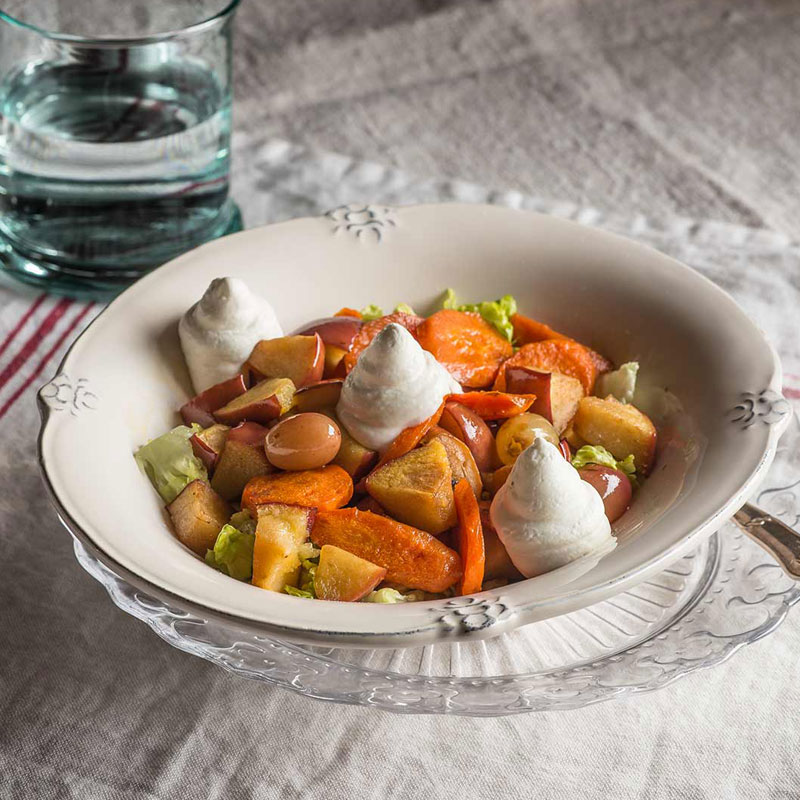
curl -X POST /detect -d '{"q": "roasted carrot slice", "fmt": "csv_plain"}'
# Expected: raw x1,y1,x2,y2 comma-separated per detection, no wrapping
512,313,612,375
511,312,568,345
343,312,424,372
453,479,485,595
494,339,600,394
415,310,513,389
334,307,362,318
242,465,353,515
372,401,445,471
311,509,462,592
446,391,536,420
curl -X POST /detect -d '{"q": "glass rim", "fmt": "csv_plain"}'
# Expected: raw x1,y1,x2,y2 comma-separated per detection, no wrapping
0,0,241,46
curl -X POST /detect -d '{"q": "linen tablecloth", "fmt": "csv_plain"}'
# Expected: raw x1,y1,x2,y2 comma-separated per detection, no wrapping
2,136,800,800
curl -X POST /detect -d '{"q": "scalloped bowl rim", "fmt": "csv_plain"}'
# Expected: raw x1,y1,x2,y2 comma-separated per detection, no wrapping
37,203,790,647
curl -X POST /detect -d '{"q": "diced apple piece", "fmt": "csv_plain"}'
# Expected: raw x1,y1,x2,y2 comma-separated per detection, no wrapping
478,501,523,583
323,345,348,378
294,316,362,351
311,509,462,592
245,334,325,388
180,374,248,427
422,427,482,497
314,544,387,601
210,422,273,501
333,424,378,480
251,503,316,592
213,378,295,425
503,366,584,434
291,379,343,413
190,423,230,473
365,439,456,534
166,479,230,556
439,401,496,472
573,395,657,474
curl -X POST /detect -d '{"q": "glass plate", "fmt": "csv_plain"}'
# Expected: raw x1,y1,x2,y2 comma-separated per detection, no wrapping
70,416,800,717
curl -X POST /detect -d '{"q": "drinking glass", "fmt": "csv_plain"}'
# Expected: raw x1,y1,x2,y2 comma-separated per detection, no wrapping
0,0,242,297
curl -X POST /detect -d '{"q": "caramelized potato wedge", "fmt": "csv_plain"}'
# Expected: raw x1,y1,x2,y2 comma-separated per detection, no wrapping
572,395,657,474
365,439,456,534
167,479,230,556
210,422,273,501
422,427,482,497
251,503,316,591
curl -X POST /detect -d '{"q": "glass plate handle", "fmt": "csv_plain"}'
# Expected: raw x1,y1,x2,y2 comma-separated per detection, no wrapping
733,503,800,579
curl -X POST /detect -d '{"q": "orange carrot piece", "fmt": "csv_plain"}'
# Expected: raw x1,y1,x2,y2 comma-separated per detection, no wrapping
511,312,568,345
415,310,513,389
494,339,599,394
335,307,362,318
343,312,424,372
454,479,485,596
446,391,536,420
511,313,612,375
311,509,462,592
373,401,445,471
242,465,353,515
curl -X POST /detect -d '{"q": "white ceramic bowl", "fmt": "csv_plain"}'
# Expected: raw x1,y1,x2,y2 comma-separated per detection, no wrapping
38,203,791,647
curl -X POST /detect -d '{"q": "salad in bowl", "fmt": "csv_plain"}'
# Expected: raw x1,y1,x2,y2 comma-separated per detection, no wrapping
135,277,658,605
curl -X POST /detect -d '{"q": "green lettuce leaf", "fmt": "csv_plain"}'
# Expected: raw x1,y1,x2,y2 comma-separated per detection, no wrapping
359,304,384,321
571,445,639,487
595,361,639,404
134,424,206,504
363,587,428,603
284,585,314,598
298,560,317,596
441,289,517,341
205,523,255,581
364,587,409,603
229,510,257,536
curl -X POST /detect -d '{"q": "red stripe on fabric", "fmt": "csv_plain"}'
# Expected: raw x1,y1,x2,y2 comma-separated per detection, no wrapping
0,303,95,420
0,294,47,361
0,298,73,392
784,386,800,400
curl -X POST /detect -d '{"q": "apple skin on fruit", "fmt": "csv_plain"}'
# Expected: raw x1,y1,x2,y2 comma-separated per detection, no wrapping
439,401,496,472
503,366,584,434
291,379,343,414
579,464,632,522
294,316,362,352
190,423,230,473
213,378,295,425
251,503,316,592
210,421,273,501
245,334,325,389
180,374,248,428
314,544,387,601
167,479,230,556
